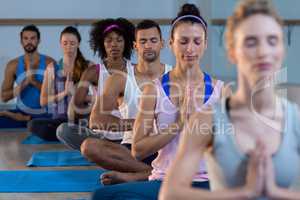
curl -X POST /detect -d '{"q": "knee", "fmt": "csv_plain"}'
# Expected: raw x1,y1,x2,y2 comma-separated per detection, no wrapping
80,138,100,158
56,123,70,141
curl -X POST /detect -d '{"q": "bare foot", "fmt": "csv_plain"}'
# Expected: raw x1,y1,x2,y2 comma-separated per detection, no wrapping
100,170,149,185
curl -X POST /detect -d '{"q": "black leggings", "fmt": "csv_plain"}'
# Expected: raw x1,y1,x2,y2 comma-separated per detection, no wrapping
28,118,68,141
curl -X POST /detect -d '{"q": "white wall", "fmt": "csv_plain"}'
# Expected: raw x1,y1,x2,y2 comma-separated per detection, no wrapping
211,0,300,20
0,0,180,19
1,0,300,106
0,0,184,105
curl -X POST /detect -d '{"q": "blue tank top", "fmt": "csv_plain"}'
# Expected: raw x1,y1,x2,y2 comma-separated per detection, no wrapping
207,99,300,199
15,54,47,113
161,71,213,104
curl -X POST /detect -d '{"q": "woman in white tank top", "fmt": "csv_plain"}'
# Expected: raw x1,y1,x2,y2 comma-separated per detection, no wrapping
57,18,135,149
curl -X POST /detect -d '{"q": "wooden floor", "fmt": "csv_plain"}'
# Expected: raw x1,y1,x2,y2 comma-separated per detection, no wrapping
0,129,99,200
1,129,300,200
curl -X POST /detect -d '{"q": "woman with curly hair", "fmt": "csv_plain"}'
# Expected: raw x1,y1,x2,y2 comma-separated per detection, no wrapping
57,18,135,148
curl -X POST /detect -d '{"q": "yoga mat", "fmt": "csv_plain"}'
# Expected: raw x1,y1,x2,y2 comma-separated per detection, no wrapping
22,134,60,144
27,151,95,167
0,169,105,192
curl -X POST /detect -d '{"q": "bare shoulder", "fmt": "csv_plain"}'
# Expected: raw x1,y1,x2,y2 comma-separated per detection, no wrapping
6,57,18,69
210,76,221,87
4,58,19,76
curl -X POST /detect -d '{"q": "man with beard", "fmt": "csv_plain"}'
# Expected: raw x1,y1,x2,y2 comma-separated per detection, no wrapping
0,25,54,128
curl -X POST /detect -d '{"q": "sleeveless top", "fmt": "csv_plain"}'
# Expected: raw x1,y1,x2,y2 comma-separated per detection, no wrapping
51,59,71,119
120,64,173,144
207,98,300,199
90,61,132,141
15,54,47,114
149,71,224,181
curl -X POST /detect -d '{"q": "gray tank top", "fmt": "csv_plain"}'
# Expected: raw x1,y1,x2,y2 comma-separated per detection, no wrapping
206,98,300,199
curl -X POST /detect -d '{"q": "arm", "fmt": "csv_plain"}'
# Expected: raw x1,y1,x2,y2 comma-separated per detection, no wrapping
73,65,98,109
69,65,98,120
267,187,300,200
160,112,256,200
132,83,178,160
40,63,70,106
89,73,134,131
1,60,29,102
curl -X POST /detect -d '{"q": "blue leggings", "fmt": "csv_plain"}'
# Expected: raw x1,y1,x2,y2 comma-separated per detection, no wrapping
92,180,209,200
0,109,50,129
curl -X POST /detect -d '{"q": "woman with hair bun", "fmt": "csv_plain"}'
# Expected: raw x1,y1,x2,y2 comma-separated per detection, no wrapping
91,3,228,200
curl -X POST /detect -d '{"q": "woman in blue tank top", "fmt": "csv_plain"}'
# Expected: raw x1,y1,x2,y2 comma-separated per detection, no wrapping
27,26,90,141
160,0,300,199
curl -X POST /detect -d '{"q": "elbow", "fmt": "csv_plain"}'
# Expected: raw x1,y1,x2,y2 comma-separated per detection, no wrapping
1,90,12,102
131,143,148,161
40,98,47,107
89,102,100,128
89,111,99,129
1,94,10,102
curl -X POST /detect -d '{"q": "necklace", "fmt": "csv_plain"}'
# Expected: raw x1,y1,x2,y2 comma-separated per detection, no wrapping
103,58,127,74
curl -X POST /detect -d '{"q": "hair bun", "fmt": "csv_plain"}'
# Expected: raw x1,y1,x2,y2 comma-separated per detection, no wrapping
178,3,201,17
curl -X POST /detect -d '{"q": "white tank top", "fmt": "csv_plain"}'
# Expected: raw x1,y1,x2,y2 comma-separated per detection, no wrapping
120,64,173,144
96,62,110,96
149,76,224,181
91,61,131,141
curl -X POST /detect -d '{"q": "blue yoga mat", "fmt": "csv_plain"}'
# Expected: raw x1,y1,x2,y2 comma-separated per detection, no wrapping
22,134,61,144
27,151,95,167
0,169,105,192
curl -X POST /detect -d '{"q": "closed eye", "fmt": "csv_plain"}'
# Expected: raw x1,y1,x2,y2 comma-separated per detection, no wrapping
244,36,257,48
267,35,278,46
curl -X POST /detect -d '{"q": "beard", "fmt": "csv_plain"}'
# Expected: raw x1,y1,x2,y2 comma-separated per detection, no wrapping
142,51,158,63
23,44,37,54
